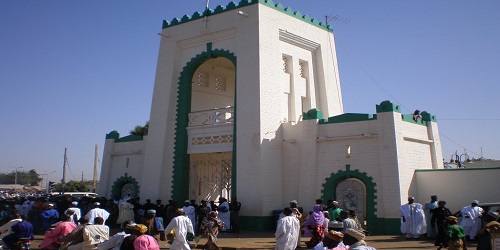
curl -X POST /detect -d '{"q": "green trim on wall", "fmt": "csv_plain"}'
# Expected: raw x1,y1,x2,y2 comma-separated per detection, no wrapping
240,216,275,231
303,108,323,120
416,167,500,172
172,45,237,205
110,174,140,199
115,135,144,143
372,218,402,235
376,100,401,113
421,111,437,122
106,131,120,140
162,0,332,32
319,113,376,124
105,130,144,143
401,114,428,126
321,164,383,234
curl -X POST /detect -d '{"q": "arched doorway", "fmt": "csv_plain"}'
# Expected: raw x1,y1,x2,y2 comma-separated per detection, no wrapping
171,43,237,203
335,178,367,226
110,174,140,200
322,164,377,233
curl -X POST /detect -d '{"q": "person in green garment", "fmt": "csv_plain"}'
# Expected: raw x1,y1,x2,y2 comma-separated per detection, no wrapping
327,201,342,222
445,216,467,250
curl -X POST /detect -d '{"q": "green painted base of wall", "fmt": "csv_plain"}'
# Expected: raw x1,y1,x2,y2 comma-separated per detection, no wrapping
240,216,401,235
370,218,401,235
240,216,275,231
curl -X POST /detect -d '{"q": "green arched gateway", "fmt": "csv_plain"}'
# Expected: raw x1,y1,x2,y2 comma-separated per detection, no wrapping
322,164,399,235
171,42,237,204
110,174,140,199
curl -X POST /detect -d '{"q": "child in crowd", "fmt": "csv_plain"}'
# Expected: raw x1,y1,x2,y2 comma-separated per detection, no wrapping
445,216,467,250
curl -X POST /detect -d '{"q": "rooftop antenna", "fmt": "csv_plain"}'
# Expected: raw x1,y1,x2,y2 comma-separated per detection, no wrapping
327,14,351,24
204,0,210,28
324,14,350,32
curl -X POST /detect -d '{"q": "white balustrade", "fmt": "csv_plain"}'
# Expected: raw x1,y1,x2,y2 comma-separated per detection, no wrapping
188,107,234,127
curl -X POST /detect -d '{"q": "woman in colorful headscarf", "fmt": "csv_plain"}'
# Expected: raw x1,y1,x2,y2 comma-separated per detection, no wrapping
303,204,325,248
200,211,224,250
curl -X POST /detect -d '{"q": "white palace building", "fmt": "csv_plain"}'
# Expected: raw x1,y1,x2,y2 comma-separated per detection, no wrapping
98,0,447,234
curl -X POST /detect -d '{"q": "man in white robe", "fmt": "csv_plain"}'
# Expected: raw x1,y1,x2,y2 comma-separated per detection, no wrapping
116,199,134,225
400,196,426,239
181,200,196,233
424,195,438,239
66,201,82,225
164,209,194,250
460,200,484,241
275,207,300,250
217,197,230,231
85,202,110,225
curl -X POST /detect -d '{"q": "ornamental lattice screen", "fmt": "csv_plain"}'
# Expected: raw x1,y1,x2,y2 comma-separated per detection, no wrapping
336,178,367,227
189,157,232,203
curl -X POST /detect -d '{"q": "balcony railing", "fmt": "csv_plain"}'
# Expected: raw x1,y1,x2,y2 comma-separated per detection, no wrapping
188,107,234,127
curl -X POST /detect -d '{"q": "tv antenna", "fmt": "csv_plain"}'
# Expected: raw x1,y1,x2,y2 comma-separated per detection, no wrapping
325,14,351,26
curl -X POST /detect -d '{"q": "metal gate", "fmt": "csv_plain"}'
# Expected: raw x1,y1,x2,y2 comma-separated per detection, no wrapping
336,178,366,226
189,157,232,202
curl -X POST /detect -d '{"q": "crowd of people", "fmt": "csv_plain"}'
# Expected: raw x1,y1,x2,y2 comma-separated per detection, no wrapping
1,190,499,250
0,191,241,250
275,199,375,250
399,195,500,250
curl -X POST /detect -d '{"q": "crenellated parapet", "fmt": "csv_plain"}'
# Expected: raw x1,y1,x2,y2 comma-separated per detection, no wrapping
162,0,332,31
302,100,438,126
105,130,144,143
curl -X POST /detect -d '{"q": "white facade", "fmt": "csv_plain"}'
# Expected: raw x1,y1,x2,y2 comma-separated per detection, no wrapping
99,1,446,234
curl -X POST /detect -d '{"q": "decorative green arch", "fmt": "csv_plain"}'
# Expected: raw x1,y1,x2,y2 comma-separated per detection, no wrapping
171,42,237,204
322,164,379,233
110,174,140,199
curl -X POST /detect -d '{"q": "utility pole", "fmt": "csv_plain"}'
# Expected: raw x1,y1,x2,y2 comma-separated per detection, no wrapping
93,144,98,193
10,166,23,192
40,173,47,192
62,148,67,194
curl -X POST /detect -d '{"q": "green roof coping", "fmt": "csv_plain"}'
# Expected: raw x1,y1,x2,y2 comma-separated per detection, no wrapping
319,113,377,124
106,130,120,140
421,111,437,122
376,100,401,113
416,167,500,172
401,114,428,126
303,108,323,120
116,135,144,143
162,0,332,32
105,130,144,143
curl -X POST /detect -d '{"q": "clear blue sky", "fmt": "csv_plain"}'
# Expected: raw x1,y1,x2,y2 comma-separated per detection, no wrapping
1,1,499,183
